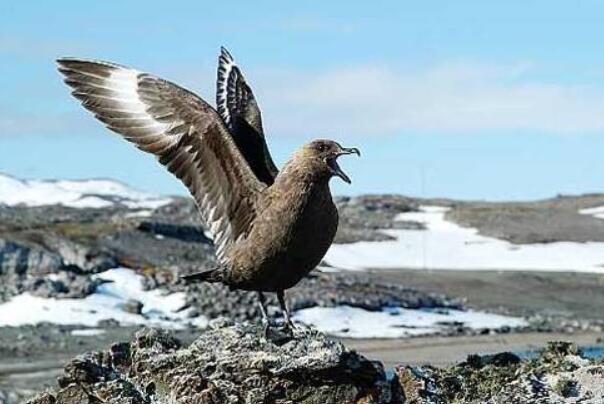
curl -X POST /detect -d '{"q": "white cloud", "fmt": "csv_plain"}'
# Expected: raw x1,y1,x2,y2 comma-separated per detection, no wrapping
252,62,604,135
5,60,603,138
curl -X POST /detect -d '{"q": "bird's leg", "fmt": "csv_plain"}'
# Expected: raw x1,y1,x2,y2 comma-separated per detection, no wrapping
257,291,271,336
277,290,296,331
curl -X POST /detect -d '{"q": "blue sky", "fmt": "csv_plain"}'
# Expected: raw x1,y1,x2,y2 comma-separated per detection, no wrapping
1,1,603,200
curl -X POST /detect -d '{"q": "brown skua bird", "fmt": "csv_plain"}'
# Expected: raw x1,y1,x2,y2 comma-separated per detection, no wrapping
57,48,359,332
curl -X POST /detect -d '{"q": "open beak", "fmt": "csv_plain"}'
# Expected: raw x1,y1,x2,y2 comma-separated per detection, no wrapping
329,147,361,184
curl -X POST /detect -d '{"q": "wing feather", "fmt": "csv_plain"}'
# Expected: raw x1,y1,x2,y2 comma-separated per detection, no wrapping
57,58,265,263
216,47,278,185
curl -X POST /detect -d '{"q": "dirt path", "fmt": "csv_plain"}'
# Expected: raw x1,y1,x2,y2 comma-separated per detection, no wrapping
0,357,66,397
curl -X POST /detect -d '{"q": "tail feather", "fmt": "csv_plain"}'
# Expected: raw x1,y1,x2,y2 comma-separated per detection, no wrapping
181,268,221,284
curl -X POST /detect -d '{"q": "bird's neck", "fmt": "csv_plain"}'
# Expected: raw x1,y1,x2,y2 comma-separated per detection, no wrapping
276,159,331,191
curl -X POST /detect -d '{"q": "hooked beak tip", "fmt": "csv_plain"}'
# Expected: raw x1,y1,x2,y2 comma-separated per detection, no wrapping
343,147,361,157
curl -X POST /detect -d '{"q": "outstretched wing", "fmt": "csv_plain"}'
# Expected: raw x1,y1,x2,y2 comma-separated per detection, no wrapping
57,58,266,263
216,47,278,185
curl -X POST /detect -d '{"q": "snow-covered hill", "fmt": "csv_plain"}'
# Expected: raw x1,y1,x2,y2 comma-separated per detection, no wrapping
0,173,171,209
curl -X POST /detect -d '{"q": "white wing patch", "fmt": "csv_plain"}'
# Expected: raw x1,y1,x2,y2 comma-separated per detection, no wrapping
61,60,183,155
216,47,237,127
58,58,255,264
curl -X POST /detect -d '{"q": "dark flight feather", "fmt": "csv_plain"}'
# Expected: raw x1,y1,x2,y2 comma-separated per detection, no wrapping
216,47,279,185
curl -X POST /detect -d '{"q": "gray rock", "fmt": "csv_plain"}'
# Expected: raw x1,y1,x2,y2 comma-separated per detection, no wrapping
4,192,604,300
27,272,104,299
27,324,390,403
0,239,63,277
0,233,115,302
28,278,69,298
24,327,604,404
390,341,604,403
122,299,143,315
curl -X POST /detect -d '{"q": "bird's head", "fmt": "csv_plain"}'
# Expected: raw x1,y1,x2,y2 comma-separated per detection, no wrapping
299,139,360,184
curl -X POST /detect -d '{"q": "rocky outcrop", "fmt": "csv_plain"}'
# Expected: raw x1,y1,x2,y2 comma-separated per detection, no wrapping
391,341,604,404
26,272,107,299
0,236,115,301
27,322,390,404
26,326,604,404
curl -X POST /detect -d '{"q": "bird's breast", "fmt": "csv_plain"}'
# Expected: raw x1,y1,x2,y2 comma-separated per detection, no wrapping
228,181,338,291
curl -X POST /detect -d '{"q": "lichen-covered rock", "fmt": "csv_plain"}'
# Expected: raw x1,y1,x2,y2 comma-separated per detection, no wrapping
27,322,389,404
391,342,604,404
23,331,604,404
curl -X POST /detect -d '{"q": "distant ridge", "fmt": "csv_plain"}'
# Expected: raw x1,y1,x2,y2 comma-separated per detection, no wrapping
0,173,171,209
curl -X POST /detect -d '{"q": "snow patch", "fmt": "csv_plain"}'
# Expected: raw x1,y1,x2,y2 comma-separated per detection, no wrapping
325,206,604,272
580,206,604,220
293,305,527,338
124,210,154,218
71,328,106,337
0,174,171,209
0,268,207,329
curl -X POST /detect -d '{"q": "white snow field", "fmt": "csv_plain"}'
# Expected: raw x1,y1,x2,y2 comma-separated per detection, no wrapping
325,206,604,272
0,268,207,329
0,173,171,209
293,305,527,338
580,205,604,220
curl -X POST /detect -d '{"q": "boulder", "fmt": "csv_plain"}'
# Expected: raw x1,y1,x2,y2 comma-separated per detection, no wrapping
24,328,604,404
27,321,390,404
27,273,106,299
121,299,144,315
389,342,604,403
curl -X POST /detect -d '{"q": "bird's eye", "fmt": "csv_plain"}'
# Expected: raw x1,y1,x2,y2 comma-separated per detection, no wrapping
318,144,327,152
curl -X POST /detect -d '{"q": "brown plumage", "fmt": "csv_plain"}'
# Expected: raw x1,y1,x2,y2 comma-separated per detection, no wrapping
56,48,359,331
